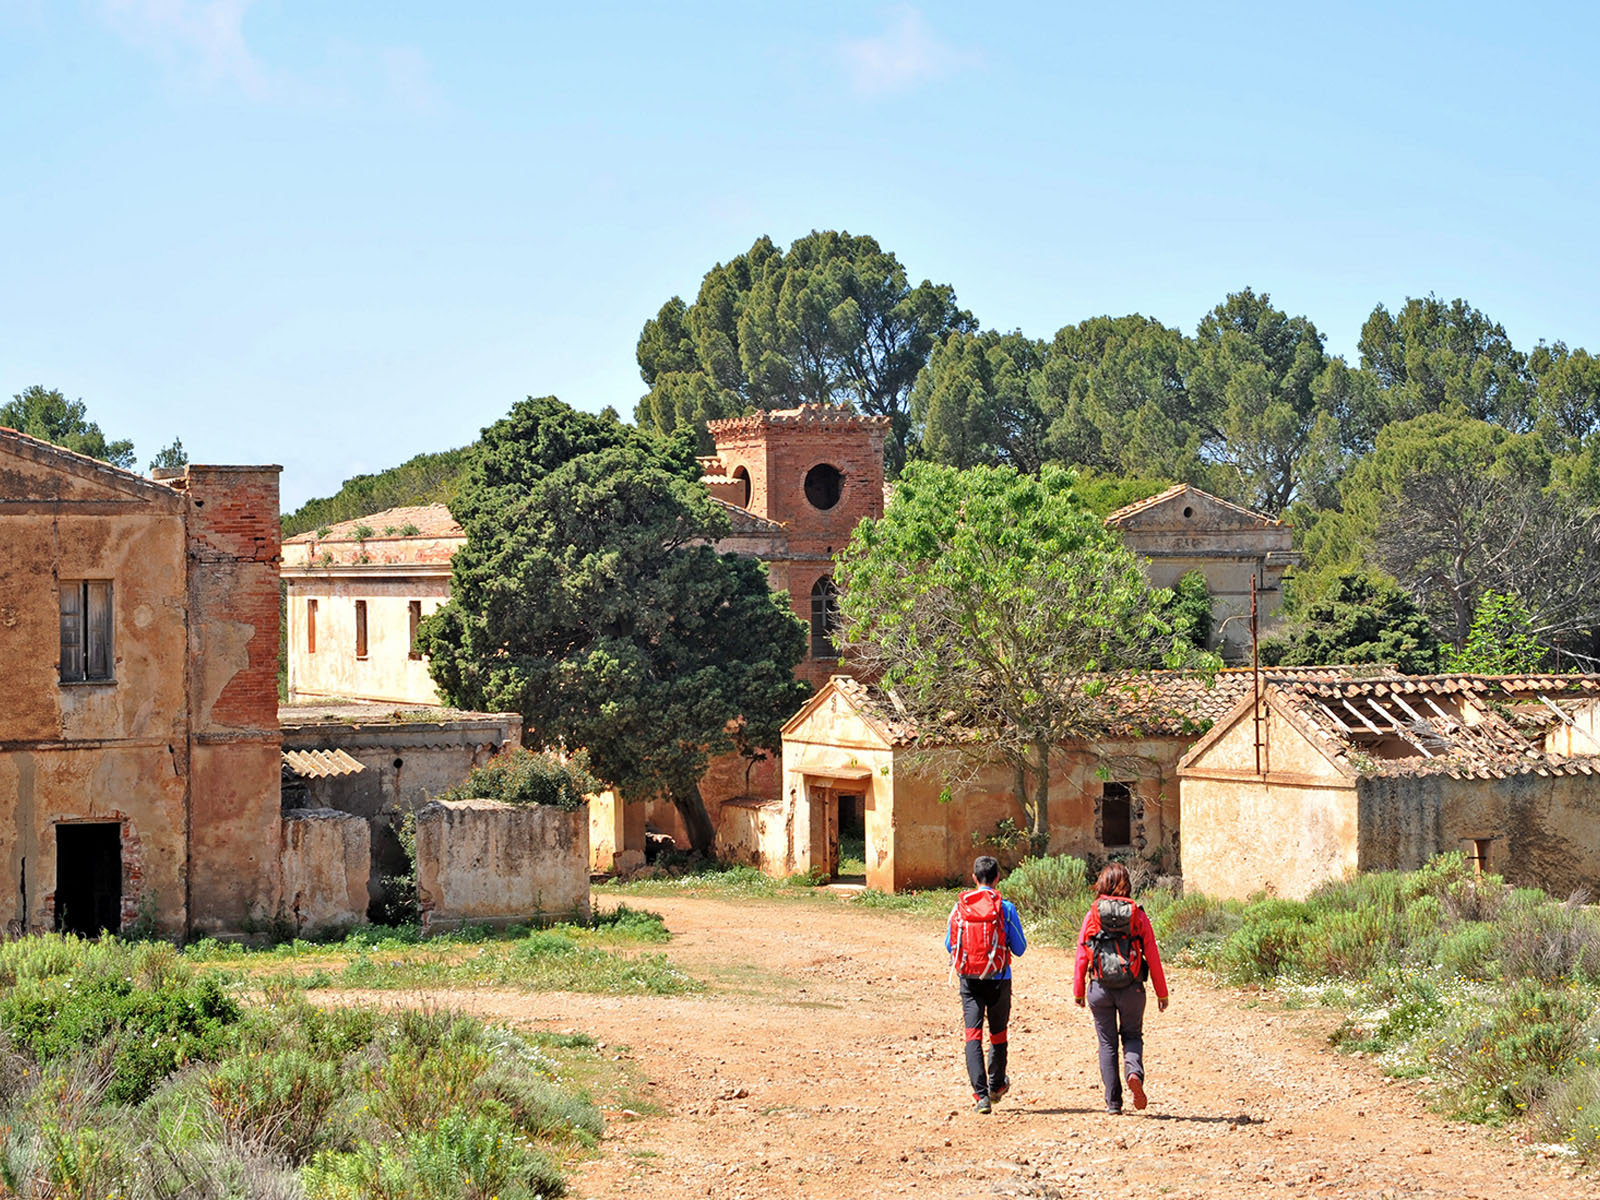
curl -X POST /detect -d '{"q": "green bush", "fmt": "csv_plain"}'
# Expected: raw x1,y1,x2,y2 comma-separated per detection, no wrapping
1434,981,1591,1122
1438,921,1500,981
1217,914,1310,984
306,1111,565,1200
1004,854,1090,917
1499,894,1600,984
1151,893,1240,957
1539,1061,1600,1160
437,748,597,811
206,1048,344,1163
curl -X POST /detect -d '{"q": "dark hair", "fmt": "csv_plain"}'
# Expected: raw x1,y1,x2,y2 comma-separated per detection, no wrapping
1094,862,1131,897
972,855,1001,885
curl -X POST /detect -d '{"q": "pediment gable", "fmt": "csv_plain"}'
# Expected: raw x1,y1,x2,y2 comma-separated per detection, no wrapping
1105,484,1282,533
0,429,180,506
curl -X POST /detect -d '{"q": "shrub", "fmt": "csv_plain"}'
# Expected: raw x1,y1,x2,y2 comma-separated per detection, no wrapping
205,1048,343,1163
438,748,597,811
1434,981,1591,1121
1539,1061,1600,1161
1216,914,1310,984
1499,893,1600,984
306,1111,564,1200
1151,893,1240,957
1004,855,1090,919
1438,921,1500,981
1298,907,1388,979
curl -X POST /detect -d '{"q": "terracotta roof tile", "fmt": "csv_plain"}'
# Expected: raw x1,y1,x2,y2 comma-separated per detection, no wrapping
285,504,462,544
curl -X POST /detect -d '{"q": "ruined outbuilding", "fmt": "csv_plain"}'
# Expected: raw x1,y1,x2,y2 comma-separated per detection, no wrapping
1105,484,1299,662
1,429,283,937
1178,674,1600,899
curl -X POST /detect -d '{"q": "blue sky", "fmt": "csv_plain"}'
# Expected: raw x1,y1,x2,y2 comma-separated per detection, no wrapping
4,1,1597,510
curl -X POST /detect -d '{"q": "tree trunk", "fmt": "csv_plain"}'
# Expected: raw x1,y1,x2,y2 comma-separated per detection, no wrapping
1029,737,1050,855
671,780,717,856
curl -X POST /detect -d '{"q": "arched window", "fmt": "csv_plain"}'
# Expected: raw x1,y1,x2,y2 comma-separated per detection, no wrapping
732,465,751,508
810,576,841,659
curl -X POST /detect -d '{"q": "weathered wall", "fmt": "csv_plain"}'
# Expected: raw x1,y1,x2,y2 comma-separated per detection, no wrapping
640,748,781,851
715,797,788,869
414,799,590,932
280,809,370,935
279,713,520,903
1545,703,1600,758
1358,772,1600,897
284,575,451,705
180,466,284,934
1179,701,1360,900
779,688,1189,892
589,787,646,872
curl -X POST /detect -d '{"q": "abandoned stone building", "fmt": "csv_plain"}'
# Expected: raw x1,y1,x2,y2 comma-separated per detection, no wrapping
0,429,284,937
1105,483,1298,662
1178,674,1600,900
759,669,1320,892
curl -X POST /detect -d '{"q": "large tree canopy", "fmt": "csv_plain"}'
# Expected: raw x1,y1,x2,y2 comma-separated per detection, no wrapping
1260,572,1443,675
910,329,1048,471
1334,413,1600,648
3,386,136,469
635,231,973,469
419,396,809,852
835,462,1215,849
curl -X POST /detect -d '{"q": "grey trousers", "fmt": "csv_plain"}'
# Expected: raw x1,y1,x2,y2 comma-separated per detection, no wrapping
1087,978,1146,1111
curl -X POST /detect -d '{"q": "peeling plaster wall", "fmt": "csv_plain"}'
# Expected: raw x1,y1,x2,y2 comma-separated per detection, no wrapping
284,575,452,705
415,799,589,931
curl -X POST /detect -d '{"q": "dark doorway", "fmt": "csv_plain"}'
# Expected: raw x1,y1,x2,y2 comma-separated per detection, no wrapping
55,823,122,936
836,792,866,884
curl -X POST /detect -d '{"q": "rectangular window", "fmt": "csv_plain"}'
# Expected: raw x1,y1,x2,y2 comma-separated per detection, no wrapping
306,598,318,654
59,581,113,683
1101,781,1133,847
354,600,368,660
408,600,423,660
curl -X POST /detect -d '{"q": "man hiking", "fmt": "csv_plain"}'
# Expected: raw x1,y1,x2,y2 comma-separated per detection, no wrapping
944,854,1027,1114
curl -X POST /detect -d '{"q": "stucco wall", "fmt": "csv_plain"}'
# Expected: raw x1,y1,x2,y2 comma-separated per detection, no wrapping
414,799,590,932
281,809,370,935
284,575,451,705
589,787,646,872
1358,772,1600,897
280,714,520,904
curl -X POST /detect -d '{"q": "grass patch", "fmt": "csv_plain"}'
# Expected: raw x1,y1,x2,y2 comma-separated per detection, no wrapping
188,904,692,996
0,936,608,1198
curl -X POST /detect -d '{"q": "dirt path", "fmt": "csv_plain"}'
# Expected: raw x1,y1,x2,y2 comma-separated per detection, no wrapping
347,894,1600,1199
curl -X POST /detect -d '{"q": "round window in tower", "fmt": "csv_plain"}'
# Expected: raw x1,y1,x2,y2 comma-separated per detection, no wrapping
804,463,844,510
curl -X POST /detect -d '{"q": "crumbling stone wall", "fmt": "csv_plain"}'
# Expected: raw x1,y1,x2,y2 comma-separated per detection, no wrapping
414,798,589,932
280,808,370,936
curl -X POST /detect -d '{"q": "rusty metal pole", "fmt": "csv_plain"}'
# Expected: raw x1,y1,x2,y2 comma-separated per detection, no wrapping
1252,573,1263,776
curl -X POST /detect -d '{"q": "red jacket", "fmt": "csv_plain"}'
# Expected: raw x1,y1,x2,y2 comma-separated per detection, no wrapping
1073,895,1167,1001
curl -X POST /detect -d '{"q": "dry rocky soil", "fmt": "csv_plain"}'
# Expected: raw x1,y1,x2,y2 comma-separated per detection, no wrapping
370,894,1600,1199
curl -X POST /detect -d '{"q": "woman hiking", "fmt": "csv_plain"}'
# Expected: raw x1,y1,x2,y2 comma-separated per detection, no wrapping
1073,862,1169,1114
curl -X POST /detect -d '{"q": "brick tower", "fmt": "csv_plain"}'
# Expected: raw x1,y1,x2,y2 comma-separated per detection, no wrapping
701,406,889,689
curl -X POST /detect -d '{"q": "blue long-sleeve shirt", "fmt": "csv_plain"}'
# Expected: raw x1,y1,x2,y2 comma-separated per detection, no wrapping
944,888,1027,980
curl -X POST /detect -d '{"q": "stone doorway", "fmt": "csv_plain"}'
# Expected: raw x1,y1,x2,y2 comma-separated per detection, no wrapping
55,822,122,936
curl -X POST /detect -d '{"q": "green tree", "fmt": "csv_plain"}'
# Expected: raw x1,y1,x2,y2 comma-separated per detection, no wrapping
1159,570,1214,657
910,329,1048,470
2,385,135,468
1448,591,1549,674
1337,414,1600,648
1039,313,1202,481
418,397,809,853
1182,289,1367,514
1260,572,1443,674
635,231,973,472
148,437,187,472
1528,341,1600,449
835,462,1215,849
1358,295,1534,431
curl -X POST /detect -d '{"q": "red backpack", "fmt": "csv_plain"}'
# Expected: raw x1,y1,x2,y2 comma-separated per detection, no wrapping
951,888,1011,978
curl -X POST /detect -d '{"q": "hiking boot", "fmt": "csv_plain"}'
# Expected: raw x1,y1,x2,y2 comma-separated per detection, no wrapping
1127,1073,1147,1110
990,1077,1010,1103
974,1093,992,1115
1105,1106,1122,1116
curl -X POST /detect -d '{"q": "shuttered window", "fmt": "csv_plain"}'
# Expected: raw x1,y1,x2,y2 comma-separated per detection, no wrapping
355,600,368,660
408,600,422,661
307,599,318,653
59,581,113,683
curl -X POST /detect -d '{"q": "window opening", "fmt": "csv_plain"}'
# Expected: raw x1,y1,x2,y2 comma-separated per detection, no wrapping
732,465,751,508
810,577,841,659
55,823,122,936
355,600,368,660
804,463,843,510
408,601,423,660
1101,781,1133,847
59,581,113,682
307,598,318,654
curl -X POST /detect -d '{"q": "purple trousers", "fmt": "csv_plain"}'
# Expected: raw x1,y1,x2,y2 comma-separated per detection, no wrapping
1086,978,1145,1112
